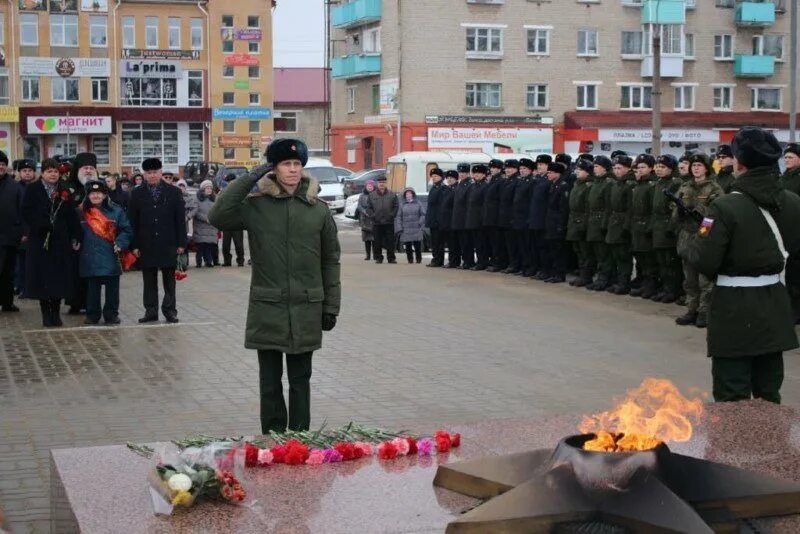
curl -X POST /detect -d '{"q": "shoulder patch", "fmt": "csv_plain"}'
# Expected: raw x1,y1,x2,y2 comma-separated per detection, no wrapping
698,217,714,237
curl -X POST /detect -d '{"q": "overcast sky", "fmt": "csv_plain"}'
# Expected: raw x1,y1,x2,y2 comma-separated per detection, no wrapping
273,0,325,68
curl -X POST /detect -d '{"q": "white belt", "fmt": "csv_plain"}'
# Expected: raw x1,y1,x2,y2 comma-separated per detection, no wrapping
716,274,781,287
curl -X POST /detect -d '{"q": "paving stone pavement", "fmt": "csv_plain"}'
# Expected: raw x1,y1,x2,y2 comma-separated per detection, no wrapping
1,222,799,533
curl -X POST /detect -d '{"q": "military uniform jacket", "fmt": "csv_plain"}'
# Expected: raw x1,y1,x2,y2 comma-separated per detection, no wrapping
779,167,800,195
605,173,635,245
566,179,592,242
511,176,533,230
679,166,800,358
715,166,735,194
651,175,682,249
498,176,518,229
672,178,724,249
544,178,571,240
439,185,455,231
465,179,488,230
527,175,551,231
630,175,654,252
482,173,504,226
586,174,612,242
425,182,445,229
451,179,472,230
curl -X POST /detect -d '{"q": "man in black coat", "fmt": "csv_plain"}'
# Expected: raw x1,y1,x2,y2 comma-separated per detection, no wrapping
528,155,553,279
498,160,520,273
465,164,490,270
366,175,399,264
484,160,506,272
512,159,535,275
543,162,571,283
451,163,474,269
13,159,37,298
105,173,129,210
440,171,460,268
0,151,22,312
425,168,446,267
129,158,187,323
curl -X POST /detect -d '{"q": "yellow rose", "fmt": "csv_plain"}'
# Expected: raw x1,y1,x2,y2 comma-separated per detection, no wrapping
171,490,193,507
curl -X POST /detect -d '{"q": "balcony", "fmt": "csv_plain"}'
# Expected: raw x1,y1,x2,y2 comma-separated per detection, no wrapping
332,54,381,79
641,0,686,24
735,2,776,27
641,56,684,77
332,0,382,29
734,54,775,77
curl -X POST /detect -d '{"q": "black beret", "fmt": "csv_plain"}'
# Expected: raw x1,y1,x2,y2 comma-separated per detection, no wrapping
613,155,633,168
578,153,594,163
142,158,162,171
635,154,656,168
656,154,678,169
457,163,471,173
689,153,713,172
472,164,488,174
548,162,567,174
0,150,8,165
85,180,108,194
576,160,594,173
504,159,520,169
731,127,782,169
519,158,536,170
593,155,613,170
535,154,553,164
266,138,309,166
610,150,628,159
15,159,36,171
74,152,97,169
785,143,800,157
679,152,693,164
489,159,504,169
555,153,572,165
429,167,444,177
717,144,734,158
445,170,459,179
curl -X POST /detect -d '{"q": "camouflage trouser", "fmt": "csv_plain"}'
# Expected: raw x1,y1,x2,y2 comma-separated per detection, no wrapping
654,248,681,294
573,240,596,278
609,243,633,286
591,241,613,283
682,259,713,313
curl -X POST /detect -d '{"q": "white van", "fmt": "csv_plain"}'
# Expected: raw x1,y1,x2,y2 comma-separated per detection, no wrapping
304,158,346,212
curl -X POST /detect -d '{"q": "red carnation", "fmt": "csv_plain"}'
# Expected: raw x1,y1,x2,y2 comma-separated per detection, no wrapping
435,431,451,453
60,191,70,201
451,433,461,448
284,440,310,465
270,444,288,464
352,444,365,459
377,441,398,460
243,443,259,467
334,442,356,461
406,437,418,455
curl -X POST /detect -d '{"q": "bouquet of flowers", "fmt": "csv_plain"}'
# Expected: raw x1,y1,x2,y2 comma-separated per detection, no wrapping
175,253,188,281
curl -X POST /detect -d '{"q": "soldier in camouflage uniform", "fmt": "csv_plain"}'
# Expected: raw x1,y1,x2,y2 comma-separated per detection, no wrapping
714,144,735,194
567,159,595,287
650,155,683,303
629,154,657,299
585,156,614,291
605,155,635,295
674,153,723,328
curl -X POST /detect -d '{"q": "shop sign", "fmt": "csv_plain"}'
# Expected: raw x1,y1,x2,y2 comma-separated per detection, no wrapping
120,60,183,79
223,53,259,67
223,159,262,167
212,107,272,120
0,124,9,153
218,136,256,148
221,28,263,41
27,115,112,135
597,129,720,143
19,57,110,77
0,106,19,123
427,127,554,154
120,49,200,60
425,115,554,126
234,80,250,90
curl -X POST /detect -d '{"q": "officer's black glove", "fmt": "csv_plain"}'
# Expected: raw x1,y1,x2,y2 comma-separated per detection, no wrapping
248,163,273,181
321,313,337,332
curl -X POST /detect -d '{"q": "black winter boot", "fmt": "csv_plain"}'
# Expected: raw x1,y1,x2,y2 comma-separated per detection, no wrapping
675,311,698,326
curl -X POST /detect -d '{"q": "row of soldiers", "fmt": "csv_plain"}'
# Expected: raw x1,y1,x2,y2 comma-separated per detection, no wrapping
424,143,800,329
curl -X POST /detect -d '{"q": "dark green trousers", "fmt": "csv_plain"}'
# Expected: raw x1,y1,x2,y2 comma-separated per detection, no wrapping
609,243,632,286
654,247,681,293
633,251,657,279
591,241,613,282
712,353,784,404
573,240,596,278
258,350,313,433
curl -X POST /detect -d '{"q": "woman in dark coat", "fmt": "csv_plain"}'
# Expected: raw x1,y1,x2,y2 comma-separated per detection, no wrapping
394,187,426,263
21,159,81,327
358,180,376,260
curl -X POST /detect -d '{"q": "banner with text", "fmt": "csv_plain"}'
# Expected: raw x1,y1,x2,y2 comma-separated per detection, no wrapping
27,116,112,135
427,127,553,154
597,129,720,143
19,57,109,77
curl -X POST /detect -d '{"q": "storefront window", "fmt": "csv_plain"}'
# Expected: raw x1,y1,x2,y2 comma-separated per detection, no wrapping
223,148,235,160
52,136,78,158
121,78,177,107
189,123,204,160
121,123,179,166
188,70,203,107
92,136,110,166
23,137,40,163
0,75,8,105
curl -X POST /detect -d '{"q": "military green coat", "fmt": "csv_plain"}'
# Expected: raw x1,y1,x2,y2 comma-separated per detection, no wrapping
586,174,612,243
630,174,654,252
673,178,724,249
715,166,735,194
780,166,800,195
208,169,342,354
605,172,635,245
679,166,800,358
566,179,592,242
651,174,682,249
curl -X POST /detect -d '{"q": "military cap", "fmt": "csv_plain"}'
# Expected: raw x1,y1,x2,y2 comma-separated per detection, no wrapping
504,159,520,169
576,160,594,173
785,143,800,157
634,154,656,168
14,159,36,172
519,158,536,170
716,144,734,159
472,164,488,174
85,180,108,195
578,153,594,163
429,167,444,178
457,162,471,173
689,153,713,173
445,170,459,179
266,138,309,166
610,150,628,159
555,153,572,166
535,154,553,165
593,155,613,171
678,152,693,164
141,158,162,171
489,159,504,169
613,155,633,168
731,127,782,169
73,152,97,169
656,154,678,169
547,162,567,174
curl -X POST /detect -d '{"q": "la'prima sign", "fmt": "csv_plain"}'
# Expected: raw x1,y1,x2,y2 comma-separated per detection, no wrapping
119,60,183,78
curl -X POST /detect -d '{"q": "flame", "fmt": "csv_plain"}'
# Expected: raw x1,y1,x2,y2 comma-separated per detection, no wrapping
579,378,704,452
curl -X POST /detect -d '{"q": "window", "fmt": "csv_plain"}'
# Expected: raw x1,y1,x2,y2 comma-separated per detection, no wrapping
223,40,234,53
347,87,356,113
21,77,39,102
249,93,260,105
223,148,236,160
621,30,644,56
465,27,502,56
713,86,733,111
715,0,734,7
714,34,733,60
248,120,260,134
121,78,178,107
751,87,781,111
0,75,8,105
221,15,234,28
753,35,784,60
526,83,548,110
146,17,158,49
92,78,108,102
249,41,260,54
576,83,598,110
92,137,110,166
620,84,652,109
223,92,235,105
52,78,79,102
123,16,135,48
187,70,203,107
577,29,598,56
673,85,694,111
191,18,203,50
0,14,4,44
250,148,261,160
247,15,259,28
684,33,695,59
526,27,550,55
90,15,107,47
189,123,204,161
371,83,380,114
275,111,298,132
661,25,682,55
168,18,181,49
121,123,179,166
53,136,77,158
363,27,381,53
248,66,260,79
223,65,234,78
50,15,78,47
20,14,38,46
223,120,236,133
465,82,502,108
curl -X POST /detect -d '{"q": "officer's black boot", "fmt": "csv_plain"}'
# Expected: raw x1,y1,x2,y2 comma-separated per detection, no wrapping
675,310,698,326
639,278,657,299
695,312,708,328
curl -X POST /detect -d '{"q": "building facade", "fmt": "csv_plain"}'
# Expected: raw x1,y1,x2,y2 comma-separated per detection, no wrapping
330,0,799,169
274,67,328,156
0,0,273,174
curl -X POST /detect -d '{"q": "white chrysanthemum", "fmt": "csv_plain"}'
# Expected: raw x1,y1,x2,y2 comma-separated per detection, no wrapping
167,473,193,492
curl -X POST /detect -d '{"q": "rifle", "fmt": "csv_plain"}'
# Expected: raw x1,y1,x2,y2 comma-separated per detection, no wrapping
664,189,704,223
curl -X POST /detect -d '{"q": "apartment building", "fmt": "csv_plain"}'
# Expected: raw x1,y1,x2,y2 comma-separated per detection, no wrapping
329,0,798,169
0,0,273,174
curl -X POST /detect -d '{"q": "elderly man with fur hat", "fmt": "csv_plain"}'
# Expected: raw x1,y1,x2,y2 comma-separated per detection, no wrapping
679,127,800,404
209,139,341,433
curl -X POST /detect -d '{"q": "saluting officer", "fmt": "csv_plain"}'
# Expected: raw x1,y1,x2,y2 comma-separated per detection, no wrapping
452,163,474,269
714,144,735,194
679,127,800,404
425,168,446,268
483,159,506,271
441,171,460,268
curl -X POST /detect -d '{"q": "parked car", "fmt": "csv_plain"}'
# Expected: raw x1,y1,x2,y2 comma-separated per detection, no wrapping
305,158,346,213
344,194,359,219
332,166,354,183
343,168,386,198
